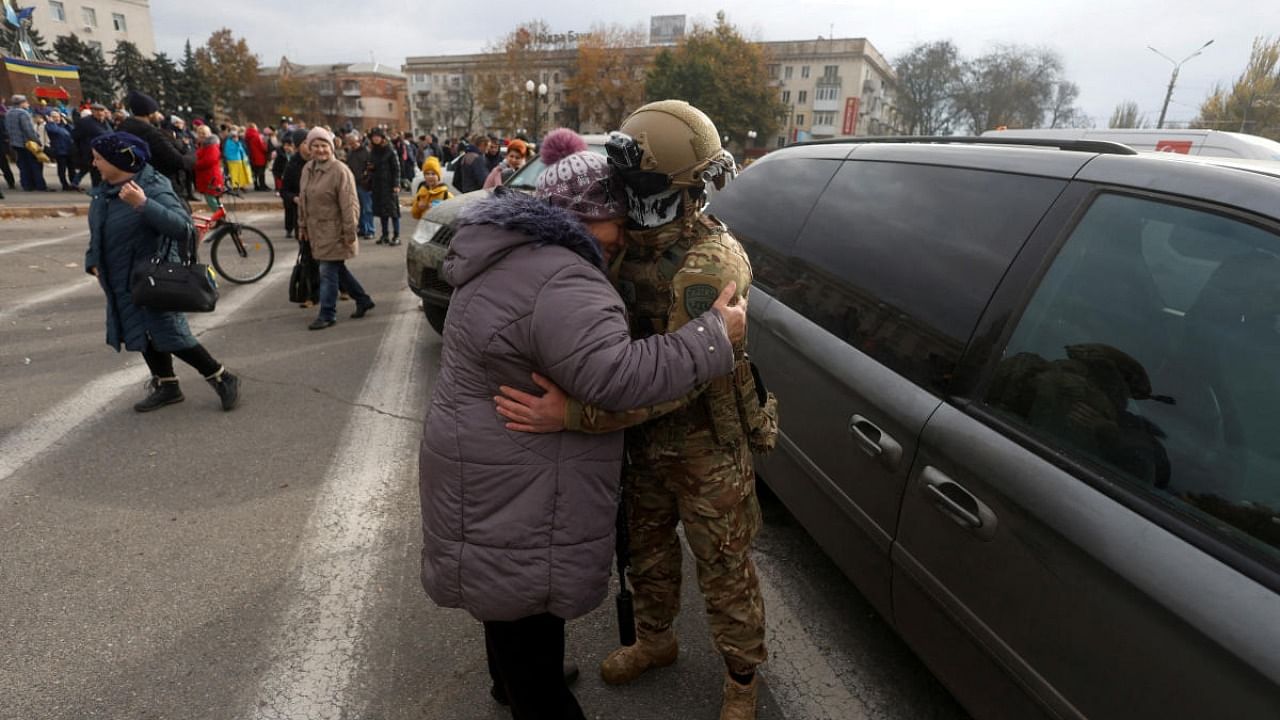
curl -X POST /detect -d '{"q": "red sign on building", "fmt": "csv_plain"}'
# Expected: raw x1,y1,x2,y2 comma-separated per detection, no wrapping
842,97,860,135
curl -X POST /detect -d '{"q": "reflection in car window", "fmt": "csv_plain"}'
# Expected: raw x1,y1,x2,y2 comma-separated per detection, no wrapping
789,161,1064,393
986,193,1280,560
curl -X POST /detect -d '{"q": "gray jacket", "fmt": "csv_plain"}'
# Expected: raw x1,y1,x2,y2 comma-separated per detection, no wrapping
5,105,37,148
419,190,733,622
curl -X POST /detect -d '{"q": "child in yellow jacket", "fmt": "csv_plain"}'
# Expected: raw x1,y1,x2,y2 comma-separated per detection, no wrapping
411,156,455,219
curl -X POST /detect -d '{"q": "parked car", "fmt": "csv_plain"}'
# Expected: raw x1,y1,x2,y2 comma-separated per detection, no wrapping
708,136,1280,719
406,135,609,334
982,127,1280,161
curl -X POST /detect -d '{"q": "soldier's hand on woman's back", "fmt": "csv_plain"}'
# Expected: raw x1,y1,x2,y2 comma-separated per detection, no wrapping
712,281,747,346
496,373,567,433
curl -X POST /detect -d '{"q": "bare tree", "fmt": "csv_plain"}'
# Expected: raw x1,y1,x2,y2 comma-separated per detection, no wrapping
1109,100,1149,128
894,40,961,135
952,45,1078,132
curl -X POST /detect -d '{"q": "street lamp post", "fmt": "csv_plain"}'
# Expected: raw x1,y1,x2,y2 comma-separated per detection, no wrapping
525,79,548,141
1149,39,1214,129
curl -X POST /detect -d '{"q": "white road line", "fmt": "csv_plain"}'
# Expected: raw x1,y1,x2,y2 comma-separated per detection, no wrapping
755,553,872,720
0,229,88,256
0,264,289,487
248,292,425,720
0,276,97,323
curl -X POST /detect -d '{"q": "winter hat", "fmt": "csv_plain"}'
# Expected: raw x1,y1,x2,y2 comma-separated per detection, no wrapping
91,131,151,173
535,128,625,221
421,155,443,178
369,126,387,139
506,139,528,157
126,90,159,117
305,126,335,147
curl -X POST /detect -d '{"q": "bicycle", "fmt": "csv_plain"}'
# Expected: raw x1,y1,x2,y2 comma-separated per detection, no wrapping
192,188,275,284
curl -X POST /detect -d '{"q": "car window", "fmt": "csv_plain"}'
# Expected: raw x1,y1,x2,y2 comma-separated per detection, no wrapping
985,192,1280,561
787,160,1065,393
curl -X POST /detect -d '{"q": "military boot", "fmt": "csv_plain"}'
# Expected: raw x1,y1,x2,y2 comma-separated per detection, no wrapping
719,672,760,720
134,377,183,412
205,367,241,411
600,630,678,685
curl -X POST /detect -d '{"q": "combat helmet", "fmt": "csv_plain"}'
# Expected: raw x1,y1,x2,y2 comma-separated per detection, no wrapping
607,100,735,195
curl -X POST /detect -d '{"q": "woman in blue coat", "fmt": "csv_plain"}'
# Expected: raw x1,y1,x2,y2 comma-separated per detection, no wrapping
84,132,241,412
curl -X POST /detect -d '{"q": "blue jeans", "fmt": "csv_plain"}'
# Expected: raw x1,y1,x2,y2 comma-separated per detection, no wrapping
317,260,372,322
356,188,375,236
380,215,401,237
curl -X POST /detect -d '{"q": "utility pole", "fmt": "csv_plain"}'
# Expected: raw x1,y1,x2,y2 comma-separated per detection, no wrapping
1149,40,1214,129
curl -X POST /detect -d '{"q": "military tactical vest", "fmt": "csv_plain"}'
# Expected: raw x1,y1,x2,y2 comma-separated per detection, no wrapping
617,213,778,458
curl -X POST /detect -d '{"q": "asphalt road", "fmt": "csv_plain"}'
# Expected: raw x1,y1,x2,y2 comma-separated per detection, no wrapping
0,211,968,720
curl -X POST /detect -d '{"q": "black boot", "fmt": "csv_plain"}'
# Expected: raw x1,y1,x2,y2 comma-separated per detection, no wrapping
376,234,389,245
389,234,400,246
134,377,184,412
205,368,241,411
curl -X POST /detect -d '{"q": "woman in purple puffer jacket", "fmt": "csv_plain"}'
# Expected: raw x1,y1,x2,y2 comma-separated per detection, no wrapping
418,129,744,720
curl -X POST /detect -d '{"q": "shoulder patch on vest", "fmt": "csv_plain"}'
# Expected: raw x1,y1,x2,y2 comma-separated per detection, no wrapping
683,283,719,318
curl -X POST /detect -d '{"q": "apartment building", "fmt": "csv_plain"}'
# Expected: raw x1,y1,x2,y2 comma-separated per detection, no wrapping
255,58,409,133
28,0,156,58
403,35,898,144
766,38,899,146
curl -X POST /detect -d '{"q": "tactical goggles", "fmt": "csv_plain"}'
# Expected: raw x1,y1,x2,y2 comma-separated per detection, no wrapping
606,131,707,196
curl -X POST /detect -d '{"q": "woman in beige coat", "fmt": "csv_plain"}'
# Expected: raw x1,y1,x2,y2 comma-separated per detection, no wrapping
298,127,375,330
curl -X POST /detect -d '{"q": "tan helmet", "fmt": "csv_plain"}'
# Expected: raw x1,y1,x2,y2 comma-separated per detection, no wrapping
614,100,723,190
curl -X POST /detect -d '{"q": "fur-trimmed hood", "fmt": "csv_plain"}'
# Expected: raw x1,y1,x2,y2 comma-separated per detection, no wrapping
444,188,604,288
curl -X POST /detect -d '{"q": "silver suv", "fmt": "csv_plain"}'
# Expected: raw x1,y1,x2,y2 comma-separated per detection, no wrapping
710,137,1280,719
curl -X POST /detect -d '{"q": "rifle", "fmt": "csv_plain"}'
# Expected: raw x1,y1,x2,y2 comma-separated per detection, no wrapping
615,474,636,647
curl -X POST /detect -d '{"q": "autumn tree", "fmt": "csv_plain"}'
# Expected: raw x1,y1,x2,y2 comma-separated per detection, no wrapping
645,11,786,150
194,28,260,120
952,45,1086,132
1109,100,1148,129
1196,36,1280,140
569,23,649,132
894,40,961,135
51,34,112,103
474,20,563,136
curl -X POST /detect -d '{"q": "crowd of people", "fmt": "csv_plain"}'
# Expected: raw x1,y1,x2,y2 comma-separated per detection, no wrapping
23,84,776,719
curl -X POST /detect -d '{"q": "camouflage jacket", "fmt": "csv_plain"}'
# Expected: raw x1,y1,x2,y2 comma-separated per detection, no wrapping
565,210,755,457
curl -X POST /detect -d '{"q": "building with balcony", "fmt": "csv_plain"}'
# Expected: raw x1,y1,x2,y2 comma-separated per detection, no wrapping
402,34,898,145
27,0,156,58
766,38,899,146
254,58,409,133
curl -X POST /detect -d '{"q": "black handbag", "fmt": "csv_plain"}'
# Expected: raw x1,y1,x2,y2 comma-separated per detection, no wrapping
130,227,219,313
288,241,320,304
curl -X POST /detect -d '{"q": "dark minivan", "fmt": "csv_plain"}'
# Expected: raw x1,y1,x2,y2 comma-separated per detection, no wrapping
711,138,1280,719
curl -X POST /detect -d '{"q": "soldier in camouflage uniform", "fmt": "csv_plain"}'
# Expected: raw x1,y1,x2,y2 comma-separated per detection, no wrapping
495,101,779,720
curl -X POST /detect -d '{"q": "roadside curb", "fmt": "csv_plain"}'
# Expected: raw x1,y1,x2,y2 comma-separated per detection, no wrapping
0,200,286,220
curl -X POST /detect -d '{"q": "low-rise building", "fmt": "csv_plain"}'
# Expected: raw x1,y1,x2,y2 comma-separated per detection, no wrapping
402,34,898,144
254,58,409,133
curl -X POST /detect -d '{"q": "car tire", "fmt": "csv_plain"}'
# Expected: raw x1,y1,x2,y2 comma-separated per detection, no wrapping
423,301,447,335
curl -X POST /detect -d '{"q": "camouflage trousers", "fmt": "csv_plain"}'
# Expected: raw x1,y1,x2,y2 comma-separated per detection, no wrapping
624,441,767,674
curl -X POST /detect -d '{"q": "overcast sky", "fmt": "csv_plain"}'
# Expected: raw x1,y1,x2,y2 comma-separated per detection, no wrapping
151,0,1271,128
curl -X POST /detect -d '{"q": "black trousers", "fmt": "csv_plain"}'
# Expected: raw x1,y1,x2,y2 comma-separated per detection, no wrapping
141,341,221,379
252,164,267,190
2,148,17,188
282,194,298,232
483,613,585,720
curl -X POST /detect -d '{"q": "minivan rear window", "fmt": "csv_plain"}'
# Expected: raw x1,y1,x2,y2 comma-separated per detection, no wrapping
790,160,1066,393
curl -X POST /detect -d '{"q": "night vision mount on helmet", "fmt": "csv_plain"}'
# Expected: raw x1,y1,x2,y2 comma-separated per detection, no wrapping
607,100,737,197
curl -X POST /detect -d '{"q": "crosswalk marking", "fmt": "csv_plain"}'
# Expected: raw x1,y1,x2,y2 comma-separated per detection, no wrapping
248,292,426,720
0,264,289,489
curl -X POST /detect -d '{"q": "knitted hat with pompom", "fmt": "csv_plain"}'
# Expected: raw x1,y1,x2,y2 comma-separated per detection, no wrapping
534,128,625,221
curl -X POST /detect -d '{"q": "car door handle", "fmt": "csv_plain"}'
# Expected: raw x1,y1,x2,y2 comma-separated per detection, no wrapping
849,415,903,470
920,466,998,541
